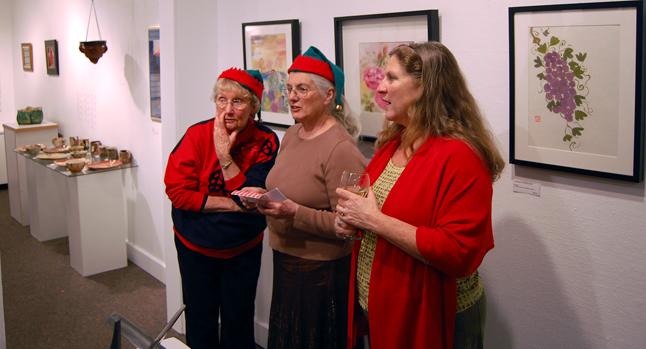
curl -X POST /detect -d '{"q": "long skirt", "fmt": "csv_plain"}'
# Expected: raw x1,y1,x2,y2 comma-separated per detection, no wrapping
267,249,351,349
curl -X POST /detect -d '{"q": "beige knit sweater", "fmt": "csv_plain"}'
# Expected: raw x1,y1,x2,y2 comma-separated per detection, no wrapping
265,122,366,261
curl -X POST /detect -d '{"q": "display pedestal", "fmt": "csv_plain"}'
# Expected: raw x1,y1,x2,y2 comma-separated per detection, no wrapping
67,169,128,277
2,122,58,225
20,151,132,277
25,160,68,241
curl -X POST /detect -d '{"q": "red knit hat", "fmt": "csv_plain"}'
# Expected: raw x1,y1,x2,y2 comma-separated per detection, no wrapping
288,46,345,109
218,68,264,100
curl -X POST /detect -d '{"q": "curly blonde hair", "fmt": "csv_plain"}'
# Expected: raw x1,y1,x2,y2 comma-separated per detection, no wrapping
375,42,505,182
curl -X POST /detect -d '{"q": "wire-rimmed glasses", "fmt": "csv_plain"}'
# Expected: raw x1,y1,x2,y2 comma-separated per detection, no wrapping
215,97,249,110
281,86,316,98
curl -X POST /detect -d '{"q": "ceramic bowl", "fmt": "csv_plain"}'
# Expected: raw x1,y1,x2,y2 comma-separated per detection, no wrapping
66,159,86,173
26,144,41,156
69,145,84,152
70,150,88,159
52,137,66,147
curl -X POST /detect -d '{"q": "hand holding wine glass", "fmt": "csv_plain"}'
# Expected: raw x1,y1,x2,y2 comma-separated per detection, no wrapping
335,171,369,240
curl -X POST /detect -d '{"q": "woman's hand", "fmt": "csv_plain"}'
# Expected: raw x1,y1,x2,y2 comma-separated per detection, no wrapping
238,187,267,210
337,186,426,262
334,215,359,238
335,186,382,232
213,110,238,161
257,199,299,220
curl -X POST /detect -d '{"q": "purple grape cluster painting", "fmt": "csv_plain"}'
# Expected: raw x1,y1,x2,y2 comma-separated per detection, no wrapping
531,27,593,150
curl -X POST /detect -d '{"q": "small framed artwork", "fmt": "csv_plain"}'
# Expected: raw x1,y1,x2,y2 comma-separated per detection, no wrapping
44,40,59,75
242,19,300,127
21,43,33,72
509,1,644,182
334,10,439,140
149,26,161,122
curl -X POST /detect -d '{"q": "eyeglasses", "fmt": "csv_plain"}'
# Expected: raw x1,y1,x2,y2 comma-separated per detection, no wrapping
215,97,249,110
281,86,316,98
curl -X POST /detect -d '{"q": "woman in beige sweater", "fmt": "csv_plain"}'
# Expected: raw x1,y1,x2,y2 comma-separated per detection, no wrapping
243,46,365,348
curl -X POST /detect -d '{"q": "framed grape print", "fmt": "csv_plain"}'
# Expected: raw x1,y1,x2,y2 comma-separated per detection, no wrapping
509,1,645,182
21,43,33,72
44,40,59,76
334,10,439,140
242,19,300,127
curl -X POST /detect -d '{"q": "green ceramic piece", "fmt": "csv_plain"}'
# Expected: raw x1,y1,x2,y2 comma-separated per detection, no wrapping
16,110,31,125
30,108,43,124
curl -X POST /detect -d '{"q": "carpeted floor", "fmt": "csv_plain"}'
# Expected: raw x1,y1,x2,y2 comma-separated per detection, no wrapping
0,187,186,348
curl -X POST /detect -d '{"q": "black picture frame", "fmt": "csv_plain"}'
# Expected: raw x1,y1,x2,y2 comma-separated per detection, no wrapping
149,26,161,122
334,10,440,140
44,39,59,76
509,1,645,182
242,19,301,127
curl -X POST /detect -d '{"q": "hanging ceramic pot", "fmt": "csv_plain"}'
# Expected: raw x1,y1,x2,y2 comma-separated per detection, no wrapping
79,41,108,64
80,0,107,64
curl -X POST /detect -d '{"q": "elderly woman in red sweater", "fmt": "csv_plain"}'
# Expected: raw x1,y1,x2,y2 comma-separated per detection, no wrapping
335,42,505,349
165,68,279,349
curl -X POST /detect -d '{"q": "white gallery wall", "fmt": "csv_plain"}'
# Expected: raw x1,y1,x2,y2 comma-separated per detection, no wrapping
4,0,166,282
0,0,15,124
2,0,646,348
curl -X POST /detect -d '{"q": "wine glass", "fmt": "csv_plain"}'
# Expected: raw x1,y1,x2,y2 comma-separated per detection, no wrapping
336,171,370,240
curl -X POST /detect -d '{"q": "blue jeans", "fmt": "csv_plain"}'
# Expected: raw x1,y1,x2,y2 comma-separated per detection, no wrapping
453,291,487,349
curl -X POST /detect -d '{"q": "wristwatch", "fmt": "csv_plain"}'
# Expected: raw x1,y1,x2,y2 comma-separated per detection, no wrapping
221,159,233,170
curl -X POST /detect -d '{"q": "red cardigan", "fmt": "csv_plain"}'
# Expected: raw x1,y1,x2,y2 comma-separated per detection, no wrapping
347,135,495,349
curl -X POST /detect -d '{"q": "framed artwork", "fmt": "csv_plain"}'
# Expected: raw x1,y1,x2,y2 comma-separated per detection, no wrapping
149,26,161,122
509,1,644,182
21,43,33,72
334,10,439,140
243,19,300,127
44,40,59,75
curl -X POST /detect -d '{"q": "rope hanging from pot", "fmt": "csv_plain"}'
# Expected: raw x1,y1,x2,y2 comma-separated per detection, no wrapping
79,0,108,63
85,0,102,42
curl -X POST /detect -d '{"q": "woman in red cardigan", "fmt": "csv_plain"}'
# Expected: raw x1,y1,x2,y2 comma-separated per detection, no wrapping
335,42,505,348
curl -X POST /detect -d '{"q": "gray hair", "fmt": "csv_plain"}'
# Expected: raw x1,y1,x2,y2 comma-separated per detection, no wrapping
306,73,361,139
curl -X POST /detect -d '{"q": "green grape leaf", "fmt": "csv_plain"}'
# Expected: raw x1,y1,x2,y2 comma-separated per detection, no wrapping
572,127,584,136
538,43,547,54
547,100,556,111
563,134,572,142
568,61,579,71
576,52,587,62
573,95,586,106
563,48,574,60
550,36,560,46
537,73,545,80
534,56,544,68
572,65,584,79
575,110,588,120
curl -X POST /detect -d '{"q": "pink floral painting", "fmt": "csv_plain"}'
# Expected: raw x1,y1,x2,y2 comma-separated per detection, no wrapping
359,41,411,112
250,34,289,114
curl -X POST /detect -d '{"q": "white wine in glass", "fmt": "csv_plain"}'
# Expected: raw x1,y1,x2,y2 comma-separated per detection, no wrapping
336,171,369,240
